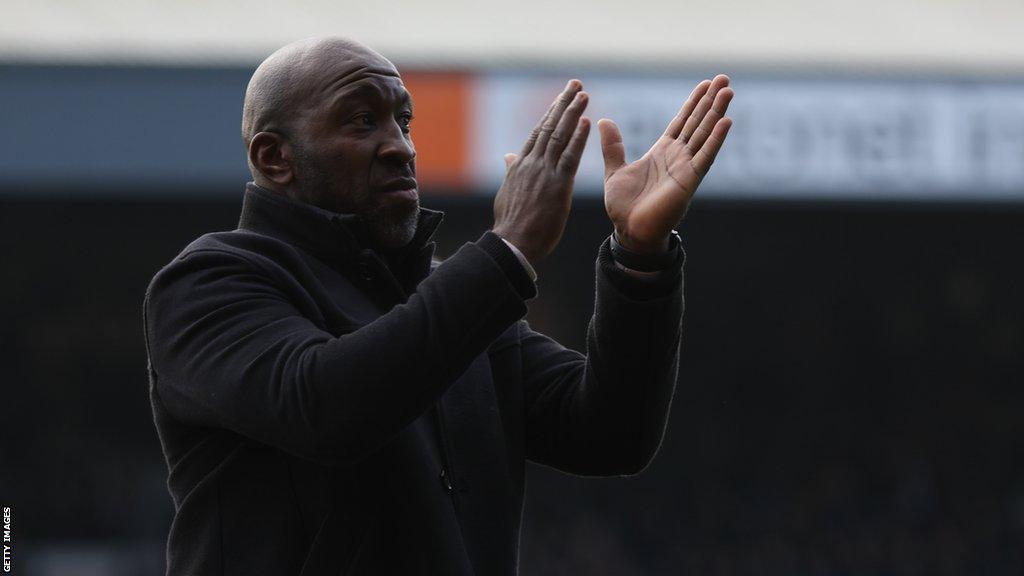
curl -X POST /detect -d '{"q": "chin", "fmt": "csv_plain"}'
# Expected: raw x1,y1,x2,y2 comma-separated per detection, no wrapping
370,200,420,250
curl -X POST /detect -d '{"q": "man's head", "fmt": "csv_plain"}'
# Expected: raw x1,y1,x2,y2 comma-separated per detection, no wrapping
242,37,419,250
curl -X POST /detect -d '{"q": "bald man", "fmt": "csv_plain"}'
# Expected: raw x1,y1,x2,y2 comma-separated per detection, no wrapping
143,37,733,575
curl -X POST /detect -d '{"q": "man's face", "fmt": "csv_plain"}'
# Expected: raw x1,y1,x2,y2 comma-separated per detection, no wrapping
289,72,419,250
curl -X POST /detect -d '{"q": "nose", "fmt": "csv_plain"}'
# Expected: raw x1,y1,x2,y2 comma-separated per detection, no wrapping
378,121,415,166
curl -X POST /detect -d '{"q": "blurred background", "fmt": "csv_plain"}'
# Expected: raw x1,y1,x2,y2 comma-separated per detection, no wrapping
2,0,1023,574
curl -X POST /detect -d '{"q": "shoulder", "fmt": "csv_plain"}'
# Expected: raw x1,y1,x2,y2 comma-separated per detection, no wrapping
178,229,304,268
152,230,308,283
144,229,308,311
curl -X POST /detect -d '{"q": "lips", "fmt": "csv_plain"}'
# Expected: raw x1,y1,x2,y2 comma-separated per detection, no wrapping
379,177,418,194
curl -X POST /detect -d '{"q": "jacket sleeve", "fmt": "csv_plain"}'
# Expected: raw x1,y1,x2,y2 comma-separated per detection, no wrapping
520,235,685,476
144,231,534,467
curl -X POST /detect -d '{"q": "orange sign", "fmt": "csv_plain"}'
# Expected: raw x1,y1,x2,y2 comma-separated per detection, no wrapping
400,72,473,193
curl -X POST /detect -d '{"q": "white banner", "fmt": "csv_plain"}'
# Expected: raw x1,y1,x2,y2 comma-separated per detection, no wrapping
472,74,1024,200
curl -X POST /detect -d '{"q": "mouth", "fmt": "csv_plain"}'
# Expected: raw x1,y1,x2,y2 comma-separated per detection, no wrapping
378,177,418,200
378,176,417,191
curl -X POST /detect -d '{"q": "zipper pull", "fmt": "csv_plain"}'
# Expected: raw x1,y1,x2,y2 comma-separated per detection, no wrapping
439,467,454,493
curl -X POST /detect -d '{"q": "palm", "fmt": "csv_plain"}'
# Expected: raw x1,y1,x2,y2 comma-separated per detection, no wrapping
605,135,703,245
600,75,734,253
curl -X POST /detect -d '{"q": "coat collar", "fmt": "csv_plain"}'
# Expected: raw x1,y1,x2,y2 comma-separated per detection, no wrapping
237,182,445,289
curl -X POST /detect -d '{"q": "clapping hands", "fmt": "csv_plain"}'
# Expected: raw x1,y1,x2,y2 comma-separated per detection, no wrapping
492,75,735,261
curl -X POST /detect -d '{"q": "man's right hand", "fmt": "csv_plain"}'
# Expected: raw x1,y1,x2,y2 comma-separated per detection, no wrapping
492,79,591,264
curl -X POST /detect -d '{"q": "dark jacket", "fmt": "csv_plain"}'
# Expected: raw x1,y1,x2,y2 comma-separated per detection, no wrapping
143,183,685,575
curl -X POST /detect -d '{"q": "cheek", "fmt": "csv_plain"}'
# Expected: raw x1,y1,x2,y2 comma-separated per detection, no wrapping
336,146,377,176
318,139,379,195
326,154,369,186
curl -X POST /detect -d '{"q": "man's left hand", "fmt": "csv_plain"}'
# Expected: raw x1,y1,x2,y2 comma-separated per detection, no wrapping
600,74,734,254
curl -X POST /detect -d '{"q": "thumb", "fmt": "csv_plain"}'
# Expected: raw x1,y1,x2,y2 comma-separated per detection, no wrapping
598,119,626,181
504,153,518,170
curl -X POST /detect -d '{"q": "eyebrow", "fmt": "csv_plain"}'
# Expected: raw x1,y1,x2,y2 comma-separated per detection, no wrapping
336,83,384,103
329,79,412,111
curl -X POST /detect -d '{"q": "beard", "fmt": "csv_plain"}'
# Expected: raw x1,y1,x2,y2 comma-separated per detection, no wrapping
355,194,420,250
291,142,420,251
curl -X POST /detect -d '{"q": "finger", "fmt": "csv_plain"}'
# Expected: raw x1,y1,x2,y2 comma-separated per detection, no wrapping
519,99,556,157
504,153,518,169
520,79,582,157
532,79,583,156
679,74,730,142
685,88,733,153
546,91,589,163
557,116,591,175
598,118,626,181
664,79,711,139
691,116,733,177
520,85,567,157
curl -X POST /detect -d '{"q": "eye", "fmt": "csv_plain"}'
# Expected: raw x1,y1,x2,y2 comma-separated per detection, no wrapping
351,112,375,127
398,112,413,133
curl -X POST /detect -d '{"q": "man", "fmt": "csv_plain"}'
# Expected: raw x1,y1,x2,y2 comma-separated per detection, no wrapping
143,36,732,575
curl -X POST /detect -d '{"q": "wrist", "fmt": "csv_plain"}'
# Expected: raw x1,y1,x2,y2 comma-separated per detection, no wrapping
613,229,671,255
499,237,538,282
610,229,681,272
491,226,532,262
476,231,538,300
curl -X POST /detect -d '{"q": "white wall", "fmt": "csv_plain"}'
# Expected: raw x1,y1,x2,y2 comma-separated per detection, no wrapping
3,0,1023,72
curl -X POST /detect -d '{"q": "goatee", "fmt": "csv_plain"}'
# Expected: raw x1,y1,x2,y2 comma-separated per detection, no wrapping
360,196,420,250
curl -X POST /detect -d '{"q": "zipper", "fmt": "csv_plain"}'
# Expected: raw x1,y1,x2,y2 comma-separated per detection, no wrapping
433,402,460,513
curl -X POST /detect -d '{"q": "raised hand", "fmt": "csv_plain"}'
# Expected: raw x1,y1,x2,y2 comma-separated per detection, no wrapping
600,75,734,254
492,80,591,263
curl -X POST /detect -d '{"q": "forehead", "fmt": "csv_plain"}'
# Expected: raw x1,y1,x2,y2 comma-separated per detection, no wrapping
323,72,410,107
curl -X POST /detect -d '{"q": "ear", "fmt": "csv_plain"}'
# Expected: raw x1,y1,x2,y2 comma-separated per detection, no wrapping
248,131,294,186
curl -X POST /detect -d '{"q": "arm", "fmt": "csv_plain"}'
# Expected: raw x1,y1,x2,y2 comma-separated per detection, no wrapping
144,233,531,467
522,235,685,477
522,75,734,476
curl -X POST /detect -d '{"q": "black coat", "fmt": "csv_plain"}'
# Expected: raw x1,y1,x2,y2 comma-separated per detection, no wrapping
143,183,685,575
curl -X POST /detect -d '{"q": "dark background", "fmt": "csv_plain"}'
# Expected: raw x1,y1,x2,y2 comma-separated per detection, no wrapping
2,191,1023,574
